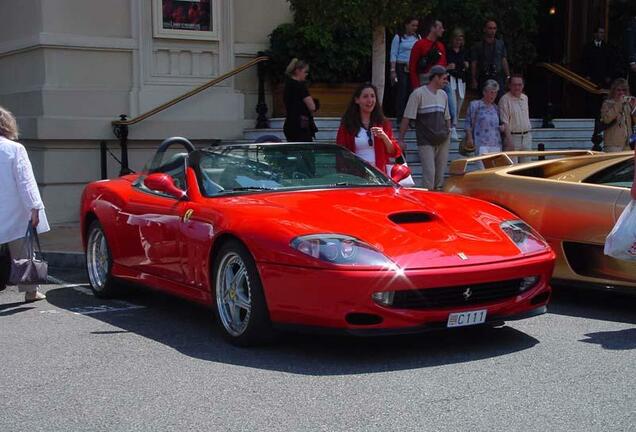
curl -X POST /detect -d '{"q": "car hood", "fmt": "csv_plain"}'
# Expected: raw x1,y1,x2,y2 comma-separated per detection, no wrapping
223,187,529,270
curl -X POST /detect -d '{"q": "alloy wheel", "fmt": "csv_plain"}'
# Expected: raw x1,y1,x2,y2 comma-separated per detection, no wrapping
87,226,110,292
216,252,252,336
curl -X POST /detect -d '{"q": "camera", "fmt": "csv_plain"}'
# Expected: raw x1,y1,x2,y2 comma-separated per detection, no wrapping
482,63,498,80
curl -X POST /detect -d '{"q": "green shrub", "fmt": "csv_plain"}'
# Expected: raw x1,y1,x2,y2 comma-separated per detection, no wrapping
267,0,539,82
268,22,371,83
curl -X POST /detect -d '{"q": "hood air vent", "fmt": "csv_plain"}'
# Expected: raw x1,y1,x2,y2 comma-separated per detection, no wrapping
388,212,433,224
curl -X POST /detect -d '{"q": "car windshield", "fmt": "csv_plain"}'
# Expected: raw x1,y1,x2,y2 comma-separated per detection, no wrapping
194,143,394,196
583,158,634,189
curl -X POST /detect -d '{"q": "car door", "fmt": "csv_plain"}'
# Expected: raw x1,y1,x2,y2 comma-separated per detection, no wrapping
538,157,634,246
119,155,189,283
614,190,632,220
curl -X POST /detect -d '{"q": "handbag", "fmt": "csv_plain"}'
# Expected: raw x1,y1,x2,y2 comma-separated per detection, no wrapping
459,101,483,156
9,222,48,285
458,138,475,156
386,161,416,186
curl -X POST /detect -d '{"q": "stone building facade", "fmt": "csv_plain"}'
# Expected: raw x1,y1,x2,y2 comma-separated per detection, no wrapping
0,0,291,223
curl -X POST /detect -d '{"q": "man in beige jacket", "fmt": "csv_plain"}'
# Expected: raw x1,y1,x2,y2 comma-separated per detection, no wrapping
499,74,532,163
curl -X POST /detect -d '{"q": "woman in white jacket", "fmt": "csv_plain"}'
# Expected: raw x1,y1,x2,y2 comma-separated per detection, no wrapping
0,106,49,301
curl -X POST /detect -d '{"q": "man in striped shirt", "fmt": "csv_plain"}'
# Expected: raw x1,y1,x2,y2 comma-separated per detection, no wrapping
399,65,451,190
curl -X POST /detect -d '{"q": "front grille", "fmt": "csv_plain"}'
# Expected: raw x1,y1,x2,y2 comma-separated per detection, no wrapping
391,279,524,309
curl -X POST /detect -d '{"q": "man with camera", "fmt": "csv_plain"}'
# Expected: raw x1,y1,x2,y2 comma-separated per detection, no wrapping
409,18,460,138
471,20,510,98
409,17,447,89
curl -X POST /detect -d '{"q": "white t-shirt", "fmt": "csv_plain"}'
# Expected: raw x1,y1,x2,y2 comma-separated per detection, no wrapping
354,128,376,165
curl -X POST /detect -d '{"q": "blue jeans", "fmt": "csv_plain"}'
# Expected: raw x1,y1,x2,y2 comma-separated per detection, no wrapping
443,83,457,127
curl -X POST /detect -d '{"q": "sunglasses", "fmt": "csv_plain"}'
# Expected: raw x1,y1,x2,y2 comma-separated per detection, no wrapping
365,127,373,147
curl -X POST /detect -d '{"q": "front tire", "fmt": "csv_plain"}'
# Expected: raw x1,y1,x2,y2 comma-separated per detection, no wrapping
213,240,274,346
86,220,118,298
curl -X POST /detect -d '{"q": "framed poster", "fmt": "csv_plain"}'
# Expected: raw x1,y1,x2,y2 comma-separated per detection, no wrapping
153,0,220,40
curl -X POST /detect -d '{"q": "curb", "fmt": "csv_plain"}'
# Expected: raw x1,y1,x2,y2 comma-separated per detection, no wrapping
42,251,85,269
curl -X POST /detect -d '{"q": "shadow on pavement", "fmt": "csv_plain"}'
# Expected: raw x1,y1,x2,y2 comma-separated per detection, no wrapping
580,328,636,350
548,285,636,325
0,304,36,317
0,301,29,311
44,284,540,376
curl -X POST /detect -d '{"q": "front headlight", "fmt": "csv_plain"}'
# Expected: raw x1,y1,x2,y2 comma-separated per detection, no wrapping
500,220,549,254
290,234,395,267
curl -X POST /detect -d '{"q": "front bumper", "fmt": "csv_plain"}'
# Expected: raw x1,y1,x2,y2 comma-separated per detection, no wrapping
258,252,554,332
273,305,547,336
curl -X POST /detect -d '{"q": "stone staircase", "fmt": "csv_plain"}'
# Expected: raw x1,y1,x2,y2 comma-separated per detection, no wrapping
237,117,595,181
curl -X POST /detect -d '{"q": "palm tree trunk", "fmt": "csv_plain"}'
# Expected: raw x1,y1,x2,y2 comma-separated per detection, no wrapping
372,25,386,103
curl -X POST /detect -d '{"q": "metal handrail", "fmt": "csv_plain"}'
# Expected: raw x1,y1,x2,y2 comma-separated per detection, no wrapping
537,63,608,95
108,54,270,177
113,55,269,126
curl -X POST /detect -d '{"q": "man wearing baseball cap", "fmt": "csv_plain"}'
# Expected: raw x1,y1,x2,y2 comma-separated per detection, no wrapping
399,65,451,190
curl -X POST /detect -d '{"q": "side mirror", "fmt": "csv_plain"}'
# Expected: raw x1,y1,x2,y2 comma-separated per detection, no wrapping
390,163,412,184
144,173,187,200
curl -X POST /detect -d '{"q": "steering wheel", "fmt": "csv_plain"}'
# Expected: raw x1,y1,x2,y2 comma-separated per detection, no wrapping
292,171,309,180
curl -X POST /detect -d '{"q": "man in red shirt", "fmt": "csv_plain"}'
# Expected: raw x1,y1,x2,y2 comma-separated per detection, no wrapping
409,18,447,89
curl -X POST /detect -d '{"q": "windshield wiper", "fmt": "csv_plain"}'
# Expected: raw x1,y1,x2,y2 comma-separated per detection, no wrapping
328,182,386,187
228,186,275,192
330,182,358,187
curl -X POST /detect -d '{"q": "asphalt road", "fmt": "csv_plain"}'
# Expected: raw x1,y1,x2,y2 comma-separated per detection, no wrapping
1,267,634,432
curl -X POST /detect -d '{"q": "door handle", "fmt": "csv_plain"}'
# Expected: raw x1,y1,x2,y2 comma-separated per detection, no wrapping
182,209,194,223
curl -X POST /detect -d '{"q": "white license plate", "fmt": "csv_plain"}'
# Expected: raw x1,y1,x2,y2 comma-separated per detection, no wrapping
447,309,487,328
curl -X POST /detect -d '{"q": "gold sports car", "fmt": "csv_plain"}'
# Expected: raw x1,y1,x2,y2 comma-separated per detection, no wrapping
444,150,635,291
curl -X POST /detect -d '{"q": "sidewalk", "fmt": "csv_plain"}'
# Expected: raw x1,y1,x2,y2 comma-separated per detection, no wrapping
40,224,85,269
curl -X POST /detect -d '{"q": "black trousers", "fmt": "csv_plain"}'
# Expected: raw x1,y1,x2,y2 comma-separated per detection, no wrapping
394,65,411,123
630,70,636,98
283,126,313,143
0,244,10,291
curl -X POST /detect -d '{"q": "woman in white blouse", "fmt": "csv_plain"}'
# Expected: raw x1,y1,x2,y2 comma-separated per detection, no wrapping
0,106,49,301
390,17,419,122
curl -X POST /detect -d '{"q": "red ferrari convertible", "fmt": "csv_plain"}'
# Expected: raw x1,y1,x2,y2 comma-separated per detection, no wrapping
81,138,555,345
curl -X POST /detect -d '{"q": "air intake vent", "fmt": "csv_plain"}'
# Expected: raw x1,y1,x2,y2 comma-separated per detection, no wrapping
388,212,432,224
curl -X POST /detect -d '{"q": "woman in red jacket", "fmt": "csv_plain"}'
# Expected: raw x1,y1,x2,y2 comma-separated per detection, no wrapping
336,83,401,174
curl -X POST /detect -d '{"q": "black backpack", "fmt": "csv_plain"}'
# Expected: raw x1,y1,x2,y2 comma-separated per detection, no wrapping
417,41,442,74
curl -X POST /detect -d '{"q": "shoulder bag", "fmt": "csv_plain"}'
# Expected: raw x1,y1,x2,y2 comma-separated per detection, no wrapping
459,101,481,156
9,222,48,285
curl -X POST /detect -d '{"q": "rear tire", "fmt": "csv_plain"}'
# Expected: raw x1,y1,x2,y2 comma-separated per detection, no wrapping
86,220,119,298
213,239,274,346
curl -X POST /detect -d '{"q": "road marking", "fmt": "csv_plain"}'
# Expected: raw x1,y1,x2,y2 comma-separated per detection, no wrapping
47,275,93,295
69,302,146,315
47,274,147,315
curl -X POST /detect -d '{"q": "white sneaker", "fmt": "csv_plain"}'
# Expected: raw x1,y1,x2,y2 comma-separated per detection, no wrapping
451,127,459,140
25,291,46,303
